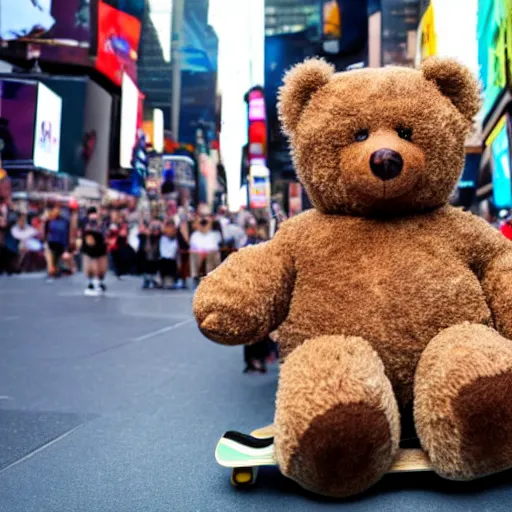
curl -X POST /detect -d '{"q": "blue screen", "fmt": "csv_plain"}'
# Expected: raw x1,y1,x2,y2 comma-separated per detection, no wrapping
492,122,512,208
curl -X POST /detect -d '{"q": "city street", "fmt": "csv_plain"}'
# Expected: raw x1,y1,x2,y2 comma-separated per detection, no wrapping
1,275,512,511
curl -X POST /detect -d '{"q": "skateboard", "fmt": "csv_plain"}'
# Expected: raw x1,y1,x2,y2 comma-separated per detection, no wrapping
215,424,431,487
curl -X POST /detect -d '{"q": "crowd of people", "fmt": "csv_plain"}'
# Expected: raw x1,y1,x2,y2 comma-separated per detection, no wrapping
0,196,274,290
0,195,280,373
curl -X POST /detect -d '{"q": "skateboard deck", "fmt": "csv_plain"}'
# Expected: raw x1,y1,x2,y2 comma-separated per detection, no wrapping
216,425,432,487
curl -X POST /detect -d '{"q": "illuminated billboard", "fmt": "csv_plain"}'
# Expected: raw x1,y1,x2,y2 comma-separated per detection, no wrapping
247,87,267,166
96,0,141,86
488,115,512,209
0,0,90,66
33,83,62,172
120,73,139,168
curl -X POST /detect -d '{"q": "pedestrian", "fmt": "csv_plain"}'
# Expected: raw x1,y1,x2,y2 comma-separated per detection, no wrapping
80,207,108,296
159,220,179,289
189,216,222,285
176,214,191,289
43,203,70,281
11,213,39,271
140,221,161,289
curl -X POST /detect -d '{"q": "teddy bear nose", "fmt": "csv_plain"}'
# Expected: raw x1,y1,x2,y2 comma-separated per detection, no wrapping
370,149,403,181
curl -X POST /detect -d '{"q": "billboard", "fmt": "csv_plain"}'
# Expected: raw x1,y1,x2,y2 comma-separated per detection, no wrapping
33,83,62,172
248,165,270,210
247,87,267,166
489,115,512,209
0,79,37,165
120,73,139,168
0,0,90,65
96,0,141,86
162,154,196,207
83,80,112,186
40,76,87,177
477,0,507,122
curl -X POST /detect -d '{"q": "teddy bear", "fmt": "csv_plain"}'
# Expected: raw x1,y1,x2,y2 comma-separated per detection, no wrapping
193,56,512,498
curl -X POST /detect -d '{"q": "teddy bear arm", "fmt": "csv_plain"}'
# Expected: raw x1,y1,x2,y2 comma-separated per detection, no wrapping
462,215,512,338
481,247,512,339
192,235,295,346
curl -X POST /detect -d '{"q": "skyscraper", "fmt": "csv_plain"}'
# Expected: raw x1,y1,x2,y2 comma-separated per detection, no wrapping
138,0,173,128
381,0,421,66
265,0,322,37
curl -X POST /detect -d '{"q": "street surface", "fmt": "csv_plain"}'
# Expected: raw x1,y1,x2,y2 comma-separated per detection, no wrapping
1,275,511,511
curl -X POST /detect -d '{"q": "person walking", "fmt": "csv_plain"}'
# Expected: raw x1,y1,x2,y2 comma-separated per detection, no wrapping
189,216,222,285
140,221,161,289
43,203,70,280
159,220,179,289
80,207,108,296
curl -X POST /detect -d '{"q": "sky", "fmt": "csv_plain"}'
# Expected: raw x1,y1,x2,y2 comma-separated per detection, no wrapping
208,0,479,211
209,0,264,211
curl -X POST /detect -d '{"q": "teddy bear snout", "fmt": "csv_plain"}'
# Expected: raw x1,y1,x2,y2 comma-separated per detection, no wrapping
370,149,403,181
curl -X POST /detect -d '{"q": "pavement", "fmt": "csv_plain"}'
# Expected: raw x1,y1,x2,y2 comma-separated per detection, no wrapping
1,274,512,511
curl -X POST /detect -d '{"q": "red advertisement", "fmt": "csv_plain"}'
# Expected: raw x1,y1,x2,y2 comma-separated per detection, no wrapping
247,88,267,165
96,0,141,87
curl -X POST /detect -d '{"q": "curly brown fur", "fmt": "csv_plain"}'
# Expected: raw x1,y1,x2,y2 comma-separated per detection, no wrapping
274,335,399,497
415,323,512,479
278,57,480,215
192,58,512,498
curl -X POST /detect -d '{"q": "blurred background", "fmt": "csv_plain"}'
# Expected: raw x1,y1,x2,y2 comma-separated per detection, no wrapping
3,3,512,510
0,0,508,223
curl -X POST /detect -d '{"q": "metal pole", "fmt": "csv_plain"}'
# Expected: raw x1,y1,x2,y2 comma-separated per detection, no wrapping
171,0,185,142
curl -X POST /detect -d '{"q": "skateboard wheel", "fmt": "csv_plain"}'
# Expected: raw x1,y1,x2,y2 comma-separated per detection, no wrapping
231,467,258,487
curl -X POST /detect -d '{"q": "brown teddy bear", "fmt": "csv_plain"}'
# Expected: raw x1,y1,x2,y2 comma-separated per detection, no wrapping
193,57,512,498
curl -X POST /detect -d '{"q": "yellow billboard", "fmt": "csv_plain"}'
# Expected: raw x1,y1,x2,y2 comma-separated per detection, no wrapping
418,3,437,62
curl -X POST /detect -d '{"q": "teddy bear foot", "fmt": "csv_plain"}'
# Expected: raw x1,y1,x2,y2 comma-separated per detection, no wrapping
415,323,512,479
274,335,400,497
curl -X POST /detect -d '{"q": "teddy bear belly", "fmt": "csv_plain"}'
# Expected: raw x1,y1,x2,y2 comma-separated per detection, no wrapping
275,264,492,405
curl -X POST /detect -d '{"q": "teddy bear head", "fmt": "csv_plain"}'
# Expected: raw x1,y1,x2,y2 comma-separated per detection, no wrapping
278,57,480,216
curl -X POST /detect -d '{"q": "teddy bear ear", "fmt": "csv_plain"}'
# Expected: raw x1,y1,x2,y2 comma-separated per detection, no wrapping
420,57,481,123
278,58,335,136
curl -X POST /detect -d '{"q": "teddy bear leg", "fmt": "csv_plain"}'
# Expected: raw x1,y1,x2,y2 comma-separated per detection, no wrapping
415,323,512,479
274,335,400,498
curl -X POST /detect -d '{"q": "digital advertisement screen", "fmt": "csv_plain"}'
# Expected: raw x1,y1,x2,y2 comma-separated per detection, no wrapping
33,82,62,172
39,77,87,178
0,79,38,165
477,0,507,121
491,116,512,209
248,89,265,122
162,154,196,207
96,0,141,86
247,88,267,165
120,73,139,168
0,0,90,65
249,175,269,210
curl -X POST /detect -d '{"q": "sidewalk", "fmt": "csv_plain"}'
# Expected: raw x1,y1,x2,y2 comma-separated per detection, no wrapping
0,275,510,511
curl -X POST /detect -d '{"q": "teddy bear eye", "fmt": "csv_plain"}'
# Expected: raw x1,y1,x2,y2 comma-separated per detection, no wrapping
354,129,369,142
397,127,413,141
